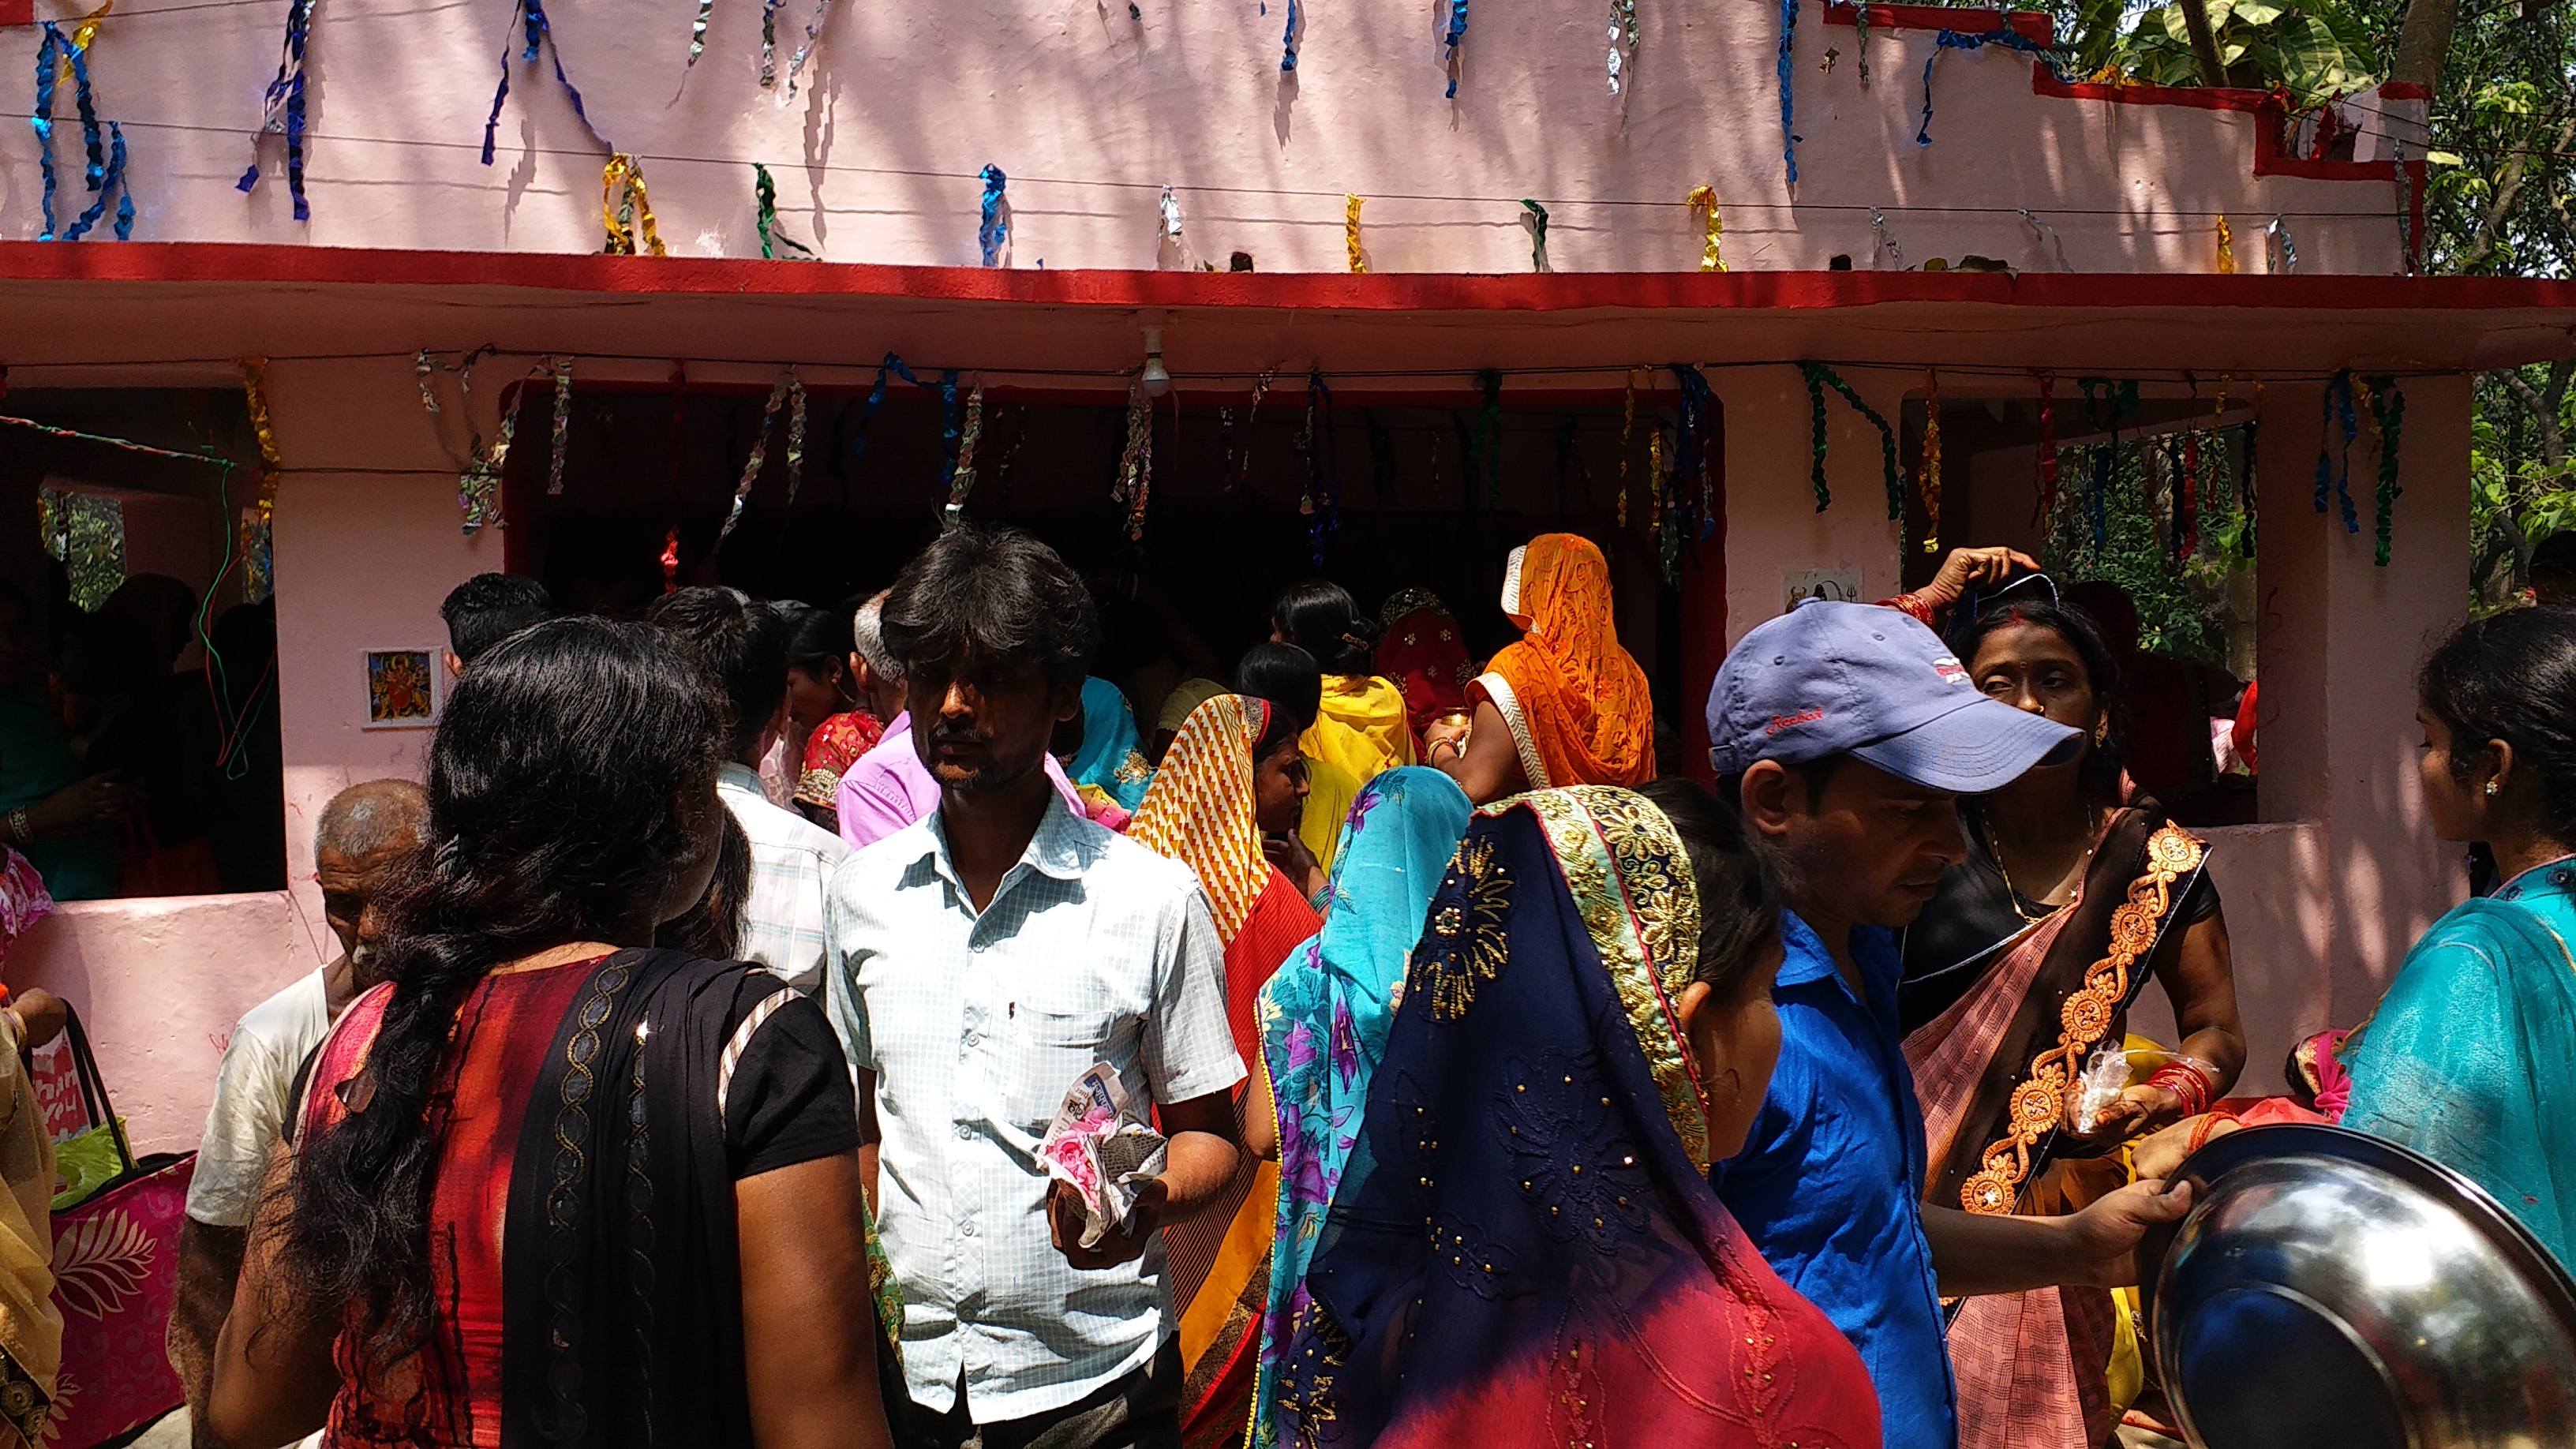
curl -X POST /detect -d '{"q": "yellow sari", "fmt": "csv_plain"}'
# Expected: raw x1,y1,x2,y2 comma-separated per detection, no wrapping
1299,675,1414,788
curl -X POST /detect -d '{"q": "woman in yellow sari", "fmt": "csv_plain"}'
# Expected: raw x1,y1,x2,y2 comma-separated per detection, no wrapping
1430,534,1657,803
1271,582,1414,786
1128,695,1325,1448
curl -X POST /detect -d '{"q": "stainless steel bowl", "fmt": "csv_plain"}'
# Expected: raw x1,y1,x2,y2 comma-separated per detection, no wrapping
2144,1123,2576,1449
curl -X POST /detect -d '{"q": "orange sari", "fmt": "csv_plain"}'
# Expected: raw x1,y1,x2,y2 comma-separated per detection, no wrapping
1470,534,1656,789
1128,695,1324,1448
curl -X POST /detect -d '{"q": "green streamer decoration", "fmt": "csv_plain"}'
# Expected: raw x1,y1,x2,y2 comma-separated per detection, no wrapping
1473,369,1504,505
1798,361,1902,519
754,163,817,260
1521,198,1548,271
2365,375,2403,566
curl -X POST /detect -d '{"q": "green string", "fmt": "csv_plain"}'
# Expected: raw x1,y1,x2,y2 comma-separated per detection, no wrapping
2366,376,2404,567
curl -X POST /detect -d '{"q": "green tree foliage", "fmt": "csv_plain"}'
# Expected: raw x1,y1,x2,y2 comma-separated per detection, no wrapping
2114,0,2383,99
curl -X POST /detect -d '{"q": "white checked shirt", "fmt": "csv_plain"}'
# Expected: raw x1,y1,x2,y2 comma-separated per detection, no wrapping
718,762,851,994
825,791,1244,1422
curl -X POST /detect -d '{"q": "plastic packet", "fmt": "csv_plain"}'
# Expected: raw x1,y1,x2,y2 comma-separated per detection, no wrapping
1037,1062,1169,1249
2070,1039,2132,1134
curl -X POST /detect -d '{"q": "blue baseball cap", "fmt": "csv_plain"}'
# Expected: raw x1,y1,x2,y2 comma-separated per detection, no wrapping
1706,599,2083,794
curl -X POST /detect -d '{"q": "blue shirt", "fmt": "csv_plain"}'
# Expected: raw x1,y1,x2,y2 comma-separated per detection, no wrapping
1710,910,1956,1449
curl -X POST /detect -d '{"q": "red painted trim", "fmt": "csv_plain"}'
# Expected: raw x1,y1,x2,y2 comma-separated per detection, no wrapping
2030,67,2273,114
2,242,2572,313
0,0,33,28
2376,81,2430,100
1823,2,2053,45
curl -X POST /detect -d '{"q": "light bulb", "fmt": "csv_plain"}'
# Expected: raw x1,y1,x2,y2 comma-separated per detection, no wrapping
1140,328,1172,398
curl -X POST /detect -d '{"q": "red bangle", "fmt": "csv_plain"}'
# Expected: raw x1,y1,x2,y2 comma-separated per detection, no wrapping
2185,1108,2234,1156
2148,1062,2214,1118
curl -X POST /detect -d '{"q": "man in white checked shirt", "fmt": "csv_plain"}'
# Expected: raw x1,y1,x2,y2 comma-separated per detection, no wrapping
826,526,1243,1449
648,586,850,993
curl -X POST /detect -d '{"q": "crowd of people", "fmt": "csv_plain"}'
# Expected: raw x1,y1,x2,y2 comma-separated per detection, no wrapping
0,520,2535,1449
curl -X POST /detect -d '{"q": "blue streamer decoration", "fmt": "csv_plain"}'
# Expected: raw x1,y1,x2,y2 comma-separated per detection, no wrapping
1443,0,1468,96
977,164,1008,266
1777,0,1801,185
2316,369,2359,534
34,25,133,242
481,0,594,167
848,353,963,484
1281,0,1299,69
237,0,315,220
1668,364,1720,540
1915,27,2060,146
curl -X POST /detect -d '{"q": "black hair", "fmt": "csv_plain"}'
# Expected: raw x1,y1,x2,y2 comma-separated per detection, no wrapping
661,811,751,962
1716,754,1848,817
1236,642,1324,732
779,599,856,680
646,586,789,762
1272,578,1378,676
881,525,1098,689
1635,778,1786,1002
440,574,557,665
2418,604,2576,845
1952,597,2125,805
280,616,726,1376
2533,533,2576,582
1250,692,1304,765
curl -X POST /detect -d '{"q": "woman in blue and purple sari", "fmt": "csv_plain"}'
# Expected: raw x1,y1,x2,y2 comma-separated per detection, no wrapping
1269,782,1883,1447
1247,766,1472,1449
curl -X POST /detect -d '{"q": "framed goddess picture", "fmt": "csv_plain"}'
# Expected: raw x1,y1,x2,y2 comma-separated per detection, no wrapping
363,647,441,728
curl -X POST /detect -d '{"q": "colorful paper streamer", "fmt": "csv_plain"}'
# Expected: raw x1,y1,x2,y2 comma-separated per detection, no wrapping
754,163,817,259
784,0,837,93
1687,185,1726,271
1918,368,1941,552
1345,193,1366,273
2313,369,2358,535
1442,0,1468,97
2266,214,2297,274
758,0,781,87
602,153,666,256
1854,1,1870,86
236,358,283,578
2364,375,2403,566
1159,184,1184,255
686,0,712,67
481,0,595,167
1668,363,1718,545
1606,0,1636,93
2215,214,2236,274
1915,27,2056,146
719,372,795,544
1777,0,1800,185
544,354,572,494
1300,369,1342,562
1280,0,1300,70
236,0,313,221
1871,206,1902,268
1521,198,1549,271
1616,369,1636,527
1113,380,1153,541
1799,361,1902,518
2032,370,2060,527
978,164,1008,267
783,368,808,505
1470,369,1503,506
2020,208,2070,271
943,380,984,528
33,24,133,242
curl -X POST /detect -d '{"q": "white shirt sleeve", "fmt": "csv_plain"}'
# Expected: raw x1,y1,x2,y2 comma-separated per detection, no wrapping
1140,888,1248,1106
183,1024,295,1229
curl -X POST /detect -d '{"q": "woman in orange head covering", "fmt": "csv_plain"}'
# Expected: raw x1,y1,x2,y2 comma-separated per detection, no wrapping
1427,534,1656,803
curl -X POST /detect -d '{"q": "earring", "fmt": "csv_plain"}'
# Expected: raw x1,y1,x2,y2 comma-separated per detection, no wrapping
2486,781,2500,798
2092,717,2110,746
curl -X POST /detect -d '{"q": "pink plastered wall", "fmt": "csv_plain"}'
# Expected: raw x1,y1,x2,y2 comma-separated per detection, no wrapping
0,0,2400,272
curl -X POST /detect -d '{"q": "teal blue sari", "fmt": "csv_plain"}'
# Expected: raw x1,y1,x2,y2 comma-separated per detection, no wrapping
1067,676,1154,813
1247,766,1471,1449
0,683,112,902
2344,855,2576,1269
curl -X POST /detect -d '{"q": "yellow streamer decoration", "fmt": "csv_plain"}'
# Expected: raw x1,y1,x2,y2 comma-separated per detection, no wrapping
2215,214,2236,275
1647,423,1665,530
1919,368,1942,553
57,0,110,80
602,154,668,257
239,358,284,563
1687,185,1727,272
1345,194,1366,274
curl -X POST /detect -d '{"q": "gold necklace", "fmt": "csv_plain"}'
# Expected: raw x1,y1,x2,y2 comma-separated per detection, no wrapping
1981,807,2098,923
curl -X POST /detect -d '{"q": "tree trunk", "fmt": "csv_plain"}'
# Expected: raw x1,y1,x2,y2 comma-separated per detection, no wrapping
2177,0,2229,87
2391,0,2464,92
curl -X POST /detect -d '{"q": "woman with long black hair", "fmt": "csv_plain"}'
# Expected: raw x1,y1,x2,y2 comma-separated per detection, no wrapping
209,617,901,1449
1271,581,1413,788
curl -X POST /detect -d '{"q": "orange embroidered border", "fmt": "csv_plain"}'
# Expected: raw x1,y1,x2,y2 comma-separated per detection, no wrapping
1958,825,2207,1215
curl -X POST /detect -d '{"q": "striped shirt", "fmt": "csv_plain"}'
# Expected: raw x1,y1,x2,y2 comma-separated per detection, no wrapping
718,762,851,994
825,791,1244,1421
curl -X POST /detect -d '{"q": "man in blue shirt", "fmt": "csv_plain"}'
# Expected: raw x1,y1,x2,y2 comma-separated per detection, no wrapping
1705,599,2194,1449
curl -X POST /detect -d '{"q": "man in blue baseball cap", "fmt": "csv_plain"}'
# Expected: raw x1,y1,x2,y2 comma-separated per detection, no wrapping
1705,599,2194,1449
